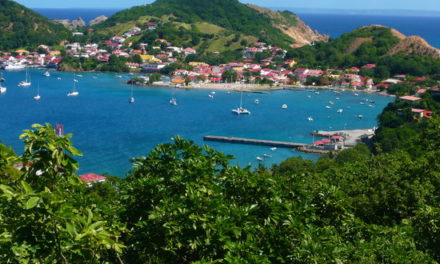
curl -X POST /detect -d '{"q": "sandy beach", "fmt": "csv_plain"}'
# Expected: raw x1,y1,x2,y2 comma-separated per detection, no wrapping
148,81,387,95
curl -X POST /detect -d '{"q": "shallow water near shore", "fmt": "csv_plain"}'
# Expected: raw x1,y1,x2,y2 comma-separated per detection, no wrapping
0,69,393,176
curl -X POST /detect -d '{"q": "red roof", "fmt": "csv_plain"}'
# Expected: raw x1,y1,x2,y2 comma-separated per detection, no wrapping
416,89,427,94
80,173,106,183
415,77,426,82
400,96,422,102
362,64,376,69
321,138,332,143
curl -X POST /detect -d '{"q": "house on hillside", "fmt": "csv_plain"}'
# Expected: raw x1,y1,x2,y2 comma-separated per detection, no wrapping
145,22,158,30
80,173,107,187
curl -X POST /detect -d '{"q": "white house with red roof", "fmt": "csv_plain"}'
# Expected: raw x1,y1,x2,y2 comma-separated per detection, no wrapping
111,36,126,44
80,173,107,186
294,68,309,76
183,48,197,55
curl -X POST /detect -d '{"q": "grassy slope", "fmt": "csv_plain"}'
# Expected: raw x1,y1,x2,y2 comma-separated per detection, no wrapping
95,0,295,50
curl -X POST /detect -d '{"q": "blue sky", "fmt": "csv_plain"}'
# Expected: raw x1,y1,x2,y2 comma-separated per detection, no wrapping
14,0,440,11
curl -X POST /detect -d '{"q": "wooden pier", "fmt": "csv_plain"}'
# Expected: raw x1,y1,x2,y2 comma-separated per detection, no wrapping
203,136,307,149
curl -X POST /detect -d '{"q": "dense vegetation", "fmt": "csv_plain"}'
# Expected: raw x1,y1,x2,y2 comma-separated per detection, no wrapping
287,26,440,78
1,91,440,262
96,0,295,49
0,0,69,50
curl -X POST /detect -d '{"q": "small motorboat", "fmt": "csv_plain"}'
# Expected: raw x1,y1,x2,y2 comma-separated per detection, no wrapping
0,85,6,94
256,156,265,161
67,91,79,97
329,101,334,105
281,104,288,109
337,109,343,113
357,114,364,119
129,97,135,104
232,107,251,115
263,154,272,158
270,147,277,151
208,94,214,98
43,71,50,77
325,106,332,109
18,81,31,87
254,99,260,104
170,98,177,106
307,117,314,121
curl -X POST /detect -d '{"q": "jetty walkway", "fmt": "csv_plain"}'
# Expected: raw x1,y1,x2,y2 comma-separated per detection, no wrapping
203,136,306,148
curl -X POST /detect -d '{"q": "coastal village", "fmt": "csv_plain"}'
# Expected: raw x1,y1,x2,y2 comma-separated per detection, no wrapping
1,22,438,93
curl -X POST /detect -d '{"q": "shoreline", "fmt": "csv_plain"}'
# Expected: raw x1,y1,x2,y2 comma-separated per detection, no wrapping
147,81,392,96
6,67,392,97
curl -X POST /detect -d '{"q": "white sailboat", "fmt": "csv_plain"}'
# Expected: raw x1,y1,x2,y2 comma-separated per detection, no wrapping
0,72,5,82
281,104,288,109
169,87,177,106
18,68,31,87
0,83,6,94
129,83,135,104
43,71,50,77
34,83,41,100
67,74,79,97
232,92,251,115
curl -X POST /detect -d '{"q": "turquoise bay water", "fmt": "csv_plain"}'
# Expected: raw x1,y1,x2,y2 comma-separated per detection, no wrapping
0,70,393,176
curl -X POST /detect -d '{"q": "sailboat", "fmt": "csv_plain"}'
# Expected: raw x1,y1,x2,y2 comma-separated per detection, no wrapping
67,73,79,97
0,83,6,94
34,83,41,100
169,87,177,106
129,83,135,104
18,68,31,87
0,72,5,82
232,92,251,115
43,71,50,77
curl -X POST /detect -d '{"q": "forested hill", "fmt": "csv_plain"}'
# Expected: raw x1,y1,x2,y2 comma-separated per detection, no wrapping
0,0,69,50
95,0,327,51
289,25,440,78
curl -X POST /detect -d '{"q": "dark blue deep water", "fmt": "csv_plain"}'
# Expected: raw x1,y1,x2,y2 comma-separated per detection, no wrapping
297,13,440,48
34,8,121,23
0,70,392,176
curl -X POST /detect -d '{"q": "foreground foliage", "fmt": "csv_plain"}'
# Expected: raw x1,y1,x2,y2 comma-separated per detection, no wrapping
1,111,440,262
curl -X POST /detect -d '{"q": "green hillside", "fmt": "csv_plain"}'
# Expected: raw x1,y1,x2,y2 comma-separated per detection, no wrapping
96,0,296,50
288,25,440,78
0,0,69,50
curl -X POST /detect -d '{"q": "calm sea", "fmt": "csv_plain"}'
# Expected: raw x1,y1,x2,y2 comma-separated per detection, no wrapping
297,13,440,48
0,70,392,176
33,8,440,48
